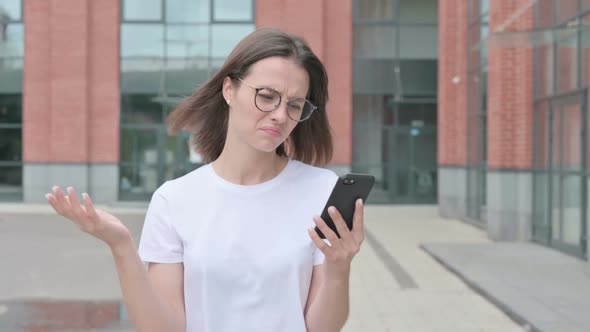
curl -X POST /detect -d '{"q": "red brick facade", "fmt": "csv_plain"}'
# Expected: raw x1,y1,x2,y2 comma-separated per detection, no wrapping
438,0,468,166
487,1,534,169
23,0,351,166
439,1,589,171
23,0,120,164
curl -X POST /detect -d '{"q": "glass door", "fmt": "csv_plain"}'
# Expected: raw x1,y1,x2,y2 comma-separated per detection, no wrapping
533,92,587,257
388,125,437,203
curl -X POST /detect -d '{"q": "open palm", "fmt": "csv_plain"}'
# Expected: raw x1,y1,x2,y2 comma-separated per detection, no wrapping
46,186,131,249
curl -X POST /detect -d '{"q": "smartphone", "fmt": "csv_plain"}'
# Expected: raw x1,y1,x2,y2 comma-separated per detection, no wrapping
315,173,375,239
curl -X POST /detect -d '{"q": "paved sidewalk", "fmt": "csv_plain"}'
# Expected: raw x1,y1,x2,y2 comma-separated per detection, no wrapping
344,206,525,332
423,242,590,332
0,204,525,331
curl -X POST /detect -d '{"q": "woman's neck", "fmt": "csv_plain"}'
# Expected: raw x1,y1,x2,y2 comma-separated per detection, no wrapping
212,146,289,186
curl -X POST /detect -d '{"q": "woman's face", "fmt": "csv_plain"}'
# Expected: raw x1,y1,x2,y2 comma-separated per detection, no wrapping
222,56,310,154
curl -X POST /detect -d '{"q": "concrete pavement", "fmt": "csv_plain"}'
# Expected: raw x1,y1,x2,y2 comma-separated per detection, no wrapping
0,204,526,331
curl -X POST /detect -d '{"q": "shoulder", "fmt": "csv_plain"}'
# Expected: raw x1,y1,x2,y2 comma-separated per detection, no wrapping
287,160,339,187
153,164,213,201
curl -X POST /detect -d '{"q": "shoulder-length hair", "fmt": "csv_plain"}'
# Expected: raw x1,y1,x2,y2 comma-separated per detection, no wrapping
167,28,333,166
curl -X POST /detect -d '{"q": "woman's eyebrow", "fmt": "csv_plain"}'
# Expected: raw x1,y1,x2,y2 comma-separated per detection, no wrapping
259,84,306,99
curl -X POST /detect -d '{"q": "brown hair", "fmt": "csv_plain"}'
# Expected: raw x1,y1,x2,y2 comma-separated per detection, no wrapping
167,28,333,166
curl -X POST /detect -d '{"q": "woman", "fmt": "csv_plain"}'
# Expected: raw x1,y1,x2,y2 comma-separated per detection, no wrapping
45,28,365,332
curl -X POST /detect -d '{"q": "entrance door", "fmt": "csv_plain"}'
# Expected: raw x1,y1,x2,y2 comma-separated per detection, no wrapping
387,126,437,203
533,92,587,257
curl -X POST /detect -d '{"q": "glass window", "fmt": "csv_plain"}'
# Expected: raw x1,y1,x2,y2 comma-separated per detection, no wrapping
213,0,253,21
121,24,164,57
399,0,437,24
166,0,209,23
121,94,163,124
211,24,254,57
121,127,159,164
0,23,23,56
0,94,21,123
0,0,21,21
556,33,578,93
480,0,489,16
399,25,437,59
123,0,162,21
536,44,554,97
353,25,396,59
561,105,582,171
166,25,209,57
121,58,165,94
0,128,21,161
356,0,393,21
556,0,579,25
535,0,554,29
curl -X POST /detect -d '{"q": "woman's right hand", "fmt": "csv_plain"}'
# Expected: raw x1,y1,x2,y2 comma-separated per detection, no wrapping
46,186,132,251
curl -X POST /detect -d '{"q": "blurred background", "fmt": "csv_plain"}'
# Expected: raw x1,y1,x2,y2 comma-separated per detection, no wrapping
1,0,590,331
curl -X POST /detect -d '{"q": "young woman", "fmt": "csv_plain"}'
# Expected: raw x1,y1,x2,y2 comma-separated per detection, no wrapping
45,28,365,332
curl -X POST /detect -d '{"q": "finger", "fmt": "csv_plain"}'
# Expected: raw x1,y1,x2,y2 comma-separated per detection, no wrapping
313,215,341,245
327,206,354,242
82,193,98,220
351,199,365,243
307,228,332,256
52,186,71,216
67,187,85,218
45,193,64,215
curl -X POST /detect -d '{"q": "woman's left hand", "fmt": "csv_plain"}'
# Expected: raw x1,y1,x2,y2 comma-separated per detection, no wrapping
308,199,364,280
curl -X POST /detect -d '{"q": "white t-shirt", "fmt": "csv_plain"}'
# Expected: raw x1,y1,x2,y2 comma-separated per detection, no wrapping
138,159,338,332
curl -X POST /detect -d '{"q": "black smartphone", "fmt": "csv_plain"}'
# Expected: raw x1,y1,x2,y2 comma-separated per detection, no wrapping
315,173,375,239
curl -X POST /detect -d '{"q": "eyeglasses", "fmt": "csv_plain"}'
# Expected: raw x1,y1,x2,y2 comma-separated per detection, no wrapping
235,77,317,122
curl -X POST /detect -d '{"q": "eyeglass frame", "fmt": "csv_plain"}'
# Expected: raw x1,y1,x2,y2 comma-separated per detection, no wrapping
232,77,317,122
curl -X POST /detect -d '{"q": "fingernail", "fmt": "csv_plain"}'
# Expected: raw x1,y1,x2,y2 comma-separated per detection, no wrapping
328,206,336,213
52,185,58,192
357,199,363,206
82,193,88,201
44,194,50,200
67,187,73,192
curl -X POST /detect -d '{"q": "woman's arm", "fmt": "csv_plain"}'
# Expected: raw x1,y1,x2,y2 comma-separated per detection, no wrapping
304,264,350,332
305,199,365,332
46,186,185,332
112,241,186,332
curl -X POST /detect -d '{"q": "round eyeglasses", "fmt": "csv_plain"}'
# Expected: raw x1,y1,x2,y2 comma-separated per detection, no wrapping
235,77,317,122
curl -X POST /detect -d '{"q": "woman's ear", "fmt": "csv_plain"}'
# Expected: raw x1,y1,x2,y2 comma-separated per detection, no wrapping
222,76,234,105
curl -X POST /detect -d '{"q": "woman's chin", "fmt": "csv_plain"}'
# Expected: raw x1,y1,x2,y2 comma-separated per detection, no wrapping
252,141,284,154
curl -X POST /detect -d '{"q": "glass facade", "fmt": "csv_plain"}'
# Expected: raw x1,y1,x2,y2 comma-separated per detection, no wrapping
466,0,489,225
352,0,438,204
532,0,589,257
119,0,254,200
0,0,23,201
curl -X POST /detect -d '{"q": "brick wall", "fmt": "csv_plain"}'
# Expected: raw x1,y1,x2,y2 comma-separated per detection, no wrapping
438,0,468,166
256,0,353,165
487,0,534,169
23,0,120,164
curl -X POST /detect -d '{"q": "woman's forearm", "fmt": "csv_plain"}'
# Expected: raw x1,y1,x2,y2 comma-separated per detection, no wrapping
111,239,184,332
305,277,350,332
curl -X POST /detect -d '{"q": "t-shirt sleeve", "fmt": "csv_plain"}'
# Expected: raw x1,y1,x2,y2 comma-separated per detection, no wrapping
138,185,183,264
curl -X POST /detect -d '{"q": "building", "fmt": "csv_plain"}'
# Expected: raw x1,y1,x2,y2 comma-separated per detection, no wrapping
439,0,590,260
0,0,438,204
1,0,587,260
